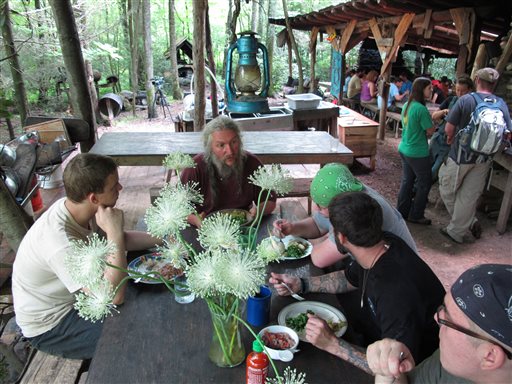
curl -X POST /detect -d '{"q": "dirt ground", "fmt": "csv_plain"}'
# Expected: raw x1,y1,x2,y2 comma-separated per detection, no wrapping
3,99,512,290
102,102,512,290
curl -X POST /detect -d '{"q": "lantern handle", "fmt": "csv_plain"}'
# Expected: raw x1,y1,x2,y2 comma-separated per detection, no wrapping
257,42,270,98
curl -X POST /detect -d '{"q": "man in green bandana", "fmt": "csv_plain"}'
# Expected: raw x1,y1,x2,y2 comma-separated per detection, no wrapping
273,163,416,268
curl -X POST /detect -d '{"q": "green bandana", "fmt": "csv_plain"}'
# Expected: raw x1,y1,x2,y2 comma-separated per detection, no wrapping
310,163,363,207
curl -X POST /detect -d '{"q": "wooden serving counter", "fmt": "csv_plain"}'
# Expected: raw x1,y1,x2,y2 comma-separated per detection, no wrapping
337,106,379,170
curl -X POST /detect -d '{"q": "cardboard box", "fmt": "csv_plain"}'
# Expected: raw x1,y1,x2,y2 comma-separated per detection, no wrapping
24,119,72,147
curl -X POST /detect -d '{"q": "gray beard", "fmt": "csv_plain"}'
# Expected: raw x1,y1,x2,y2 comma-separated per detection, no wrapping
206,151,246,205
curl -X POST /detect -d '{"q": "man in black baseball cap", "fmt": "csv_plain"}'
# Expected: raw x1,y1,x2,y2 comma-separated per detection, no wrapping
366,264,512,383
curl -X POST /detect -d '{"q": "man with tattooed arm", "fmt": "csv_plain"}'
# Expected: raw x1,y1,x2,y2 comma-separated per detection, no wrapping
270,192,444,373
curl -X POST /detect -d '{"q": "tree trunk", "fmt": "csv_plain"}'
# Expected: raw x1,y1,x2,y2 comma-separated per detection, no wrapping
49,0,96,152
223,0,240,79
168,0,183,101
142,0,155,119
34,0,49,104
128,0,141,116
1,0,29,125
251,0,258,33
205,4,218,118
0,179,32,253
119,0,131,89
265,0,275,93
257,0,265,37
282,0,303,93
192,0,206,131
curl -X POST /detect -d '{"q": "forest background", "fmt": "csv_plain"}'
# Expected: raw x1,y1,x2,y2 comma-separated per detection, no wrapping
0,0,456,128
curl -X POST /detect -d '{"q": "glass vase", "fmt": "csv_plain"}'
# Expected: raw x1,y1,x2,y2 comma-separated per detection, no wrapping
207,296,245,368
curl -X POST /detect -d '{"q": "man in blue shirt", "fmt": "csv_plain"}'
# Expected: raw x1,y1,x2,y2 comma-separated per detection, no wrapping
399,72,412,97
377,76,408,112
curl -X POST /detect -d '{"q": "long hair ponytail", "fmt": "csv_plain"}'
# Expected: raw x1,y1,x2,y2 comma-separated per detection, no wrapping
403,77,431,118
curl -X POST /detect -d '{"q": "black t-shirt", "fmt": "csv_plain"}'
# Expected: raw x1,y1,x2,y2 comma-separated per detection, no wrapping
345,232,445,364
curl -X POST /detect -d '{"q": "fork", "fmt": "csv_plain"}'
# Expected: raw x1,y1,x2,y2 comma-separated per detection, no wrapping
280,281,305,301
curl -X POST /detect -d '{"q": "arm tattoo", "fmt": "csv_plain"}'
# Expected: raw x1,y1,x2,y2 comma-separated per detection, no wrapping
309,271,354,294
337,339,372,374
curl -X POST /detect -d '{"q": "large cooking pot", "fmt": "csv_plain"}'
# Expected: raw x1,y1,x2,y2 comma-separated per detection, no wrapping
1,167,20,196
0,144,16,167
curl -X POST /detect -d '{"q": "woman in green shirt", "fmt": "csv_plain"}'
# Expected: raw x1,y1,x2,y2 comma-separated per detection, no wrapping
397,78,435,225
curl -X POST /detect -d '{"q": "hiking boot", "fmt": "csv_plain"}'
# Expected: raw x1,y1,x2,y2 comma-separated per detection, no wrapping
407,217,432,225
440,228,475,244
470,220,482,239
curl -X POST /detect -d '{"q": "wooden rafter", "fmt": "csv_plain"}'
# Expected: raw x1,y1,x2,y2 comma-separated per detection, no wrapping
380,12,416,75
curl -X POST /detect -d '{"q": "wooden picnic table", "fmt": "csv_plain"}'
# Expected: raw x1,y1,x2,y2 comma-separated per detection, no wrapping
85,212,372,384
395,101,440,114
89,131,352,167
337,106,379,170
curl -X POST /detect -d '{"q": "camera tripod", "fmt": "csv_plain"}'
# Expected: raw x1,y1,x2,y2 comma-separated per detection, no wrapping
151,79,172,118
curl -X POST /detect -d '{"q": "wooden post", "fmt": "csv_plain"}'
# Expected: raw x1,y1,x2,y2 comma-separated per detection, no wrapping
496,33,512,76
192,0,206,131
471,43,488,79
309,28,318,93
450,8,476,76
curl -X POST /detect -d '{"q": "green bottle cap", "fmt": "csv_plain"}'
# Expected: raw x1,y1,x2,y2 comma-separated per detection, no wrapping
252,339,264,352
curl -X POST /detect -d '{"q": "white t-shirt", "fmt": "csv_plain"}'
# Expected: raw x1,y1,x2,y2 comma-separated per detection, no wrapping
12,198,91,337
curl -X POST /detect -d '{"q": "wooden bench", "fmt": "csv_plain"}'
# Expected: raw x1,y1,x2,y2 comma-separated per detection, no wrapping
360,103,379,120
386,111,402,138
341,97,360,112
18,350,87,384
151,178,313,214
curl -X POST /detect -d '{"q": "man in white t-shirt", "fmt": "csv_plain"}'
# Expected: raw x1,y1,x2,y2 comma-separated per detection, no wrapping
12,153,160,359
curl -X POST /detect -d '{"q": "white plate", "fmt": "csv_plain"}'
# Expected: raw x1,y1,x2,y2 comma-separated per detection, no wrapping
277,301,348,342
128,254,183,284
277,235,313,260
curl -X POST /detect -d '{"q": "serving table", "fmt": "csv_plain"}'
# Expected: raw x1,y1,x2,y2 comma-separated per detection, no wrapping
337,106,379,170
85,214,372,384
90,131,352,167
290,101,340,136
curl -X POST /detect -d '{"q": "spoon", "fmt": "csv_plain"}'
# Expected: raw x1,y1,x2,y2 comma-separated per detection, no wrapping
280,281,305,301
278,350,294,362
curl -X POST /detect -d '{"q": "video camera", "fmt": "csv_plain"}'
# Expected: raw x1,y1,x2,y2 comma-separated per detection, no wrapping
151,76,165,87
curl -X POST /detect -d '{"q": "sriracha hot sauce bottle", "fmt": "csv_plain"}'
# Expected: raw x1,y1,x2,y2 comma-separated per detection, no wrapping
246,340,269,384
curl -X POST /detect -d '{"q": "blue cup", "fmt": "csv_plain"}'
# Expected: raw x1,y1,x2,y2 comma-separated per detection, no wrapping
247,285,272,327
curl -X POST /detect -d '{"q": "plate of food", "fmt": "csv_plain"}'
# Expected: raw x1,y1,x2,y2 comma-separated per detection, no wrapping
127,253,183,284
206,209,253,226
279,235,313,260
277,301,348,341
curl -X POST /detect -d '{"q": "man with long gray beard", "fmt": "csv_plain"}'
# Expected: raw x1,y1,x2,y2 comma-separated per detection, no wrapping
180,115,276,227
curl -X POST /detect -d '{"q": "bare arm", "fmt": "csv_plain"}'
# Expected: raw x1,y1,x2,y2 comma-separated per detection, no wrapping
445,122,456,144
309,270,357,294
310,237,346,268
273,217,323,239
124,231,162,251
306,315,372,374
95,206,127,305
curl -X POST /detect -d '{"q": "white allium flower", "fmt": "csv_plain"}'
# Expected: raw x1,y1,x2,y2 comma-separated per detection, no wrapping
256,237,284,263
266,367,307,384
65,233,117,286
217,249,266,299
145,193,193,239
249,164,294,195
198,213,241,250
74,280,117,322
160,181,203,207
186,251,222,298
162,152,195,172
157,240,188,270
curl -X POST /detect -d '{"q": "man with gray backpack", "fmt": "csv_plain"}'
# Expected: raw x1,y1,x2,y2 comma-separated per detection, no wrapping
438,67,511,244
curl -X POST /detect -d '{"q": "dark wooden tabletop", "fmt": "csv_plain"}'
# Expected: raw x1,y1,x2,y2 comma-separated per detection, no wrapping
89,131,353,166
85,215,372,384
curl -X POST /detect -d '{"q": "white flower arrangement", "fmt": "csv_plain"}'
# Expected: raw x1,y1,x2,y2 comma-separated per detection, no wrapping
65,151,302,383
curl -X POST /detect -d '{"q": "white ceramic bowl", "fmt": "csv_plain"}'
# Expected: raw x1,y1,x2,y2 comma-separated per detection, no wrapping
257,325,299,361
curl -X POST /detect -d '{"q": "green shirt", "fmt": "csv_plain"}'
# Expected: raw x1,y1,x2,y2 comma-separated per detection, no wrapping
407,349,473,384
398,101,433,158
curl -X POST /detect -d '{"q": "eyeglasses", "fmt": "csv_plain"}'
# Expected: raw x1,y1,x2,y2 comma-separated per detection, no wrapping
436,305,512,360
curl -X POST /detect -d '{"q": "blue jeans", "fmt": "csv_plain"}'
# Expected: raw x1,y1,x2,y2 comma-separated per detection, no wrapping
397,152,432,220
27,308,103,359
